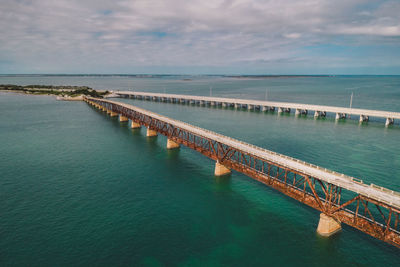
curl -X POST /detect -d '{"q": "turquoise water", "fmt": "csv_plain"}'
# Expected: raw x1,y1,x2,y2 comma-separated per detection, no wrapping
1,75,400,266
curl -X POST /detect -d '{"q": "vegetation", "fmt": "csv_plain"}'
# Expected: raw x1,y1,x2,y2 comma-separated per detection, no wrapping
0,84,109,98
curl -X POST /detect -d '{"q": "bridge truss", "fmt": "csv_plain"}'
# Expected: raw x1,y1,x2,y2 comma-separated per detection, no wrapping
87,97,400,248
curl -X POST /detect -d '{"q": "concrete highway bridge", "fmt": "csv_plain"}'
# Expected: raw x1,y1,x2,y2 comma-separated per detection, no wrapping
84,96,400,248
114,91,400,126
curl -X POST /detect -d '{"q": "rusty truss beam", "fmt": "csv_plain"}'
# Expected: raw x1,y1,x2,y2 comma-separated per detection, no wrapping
85,97,400,248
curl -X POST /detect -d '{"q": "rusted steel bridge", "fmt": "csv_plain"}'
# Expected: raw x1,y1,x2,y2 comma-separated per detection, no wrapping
84,96,400,248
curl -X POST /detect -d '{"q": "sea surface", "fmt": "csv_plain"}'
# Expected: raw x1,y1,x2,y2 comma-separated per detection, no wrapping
1,75,400,266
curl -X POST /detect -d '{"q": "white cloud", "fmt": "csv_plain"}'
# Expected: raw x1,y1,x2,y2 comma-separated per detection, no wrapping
0,0,399,73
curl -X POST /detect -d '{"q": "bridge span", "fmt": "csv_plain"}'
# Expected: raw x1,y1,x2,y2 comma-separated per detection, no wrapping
84,96,400,248
115,91,400,126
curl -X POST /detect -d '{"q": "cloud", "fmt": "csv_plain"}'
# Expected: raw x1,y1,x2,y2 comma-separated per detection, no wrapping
0,0,399,74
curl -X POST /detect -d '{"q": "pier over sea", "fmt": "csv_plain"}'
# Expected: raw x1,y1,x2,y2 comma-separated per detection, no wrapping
114,91,400,126
84,96,400,248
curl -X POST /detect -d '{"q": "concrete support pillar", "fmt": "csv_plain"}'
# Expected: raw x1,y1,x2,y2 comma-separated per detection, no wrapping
180,99,186,104
146,128,157,137
317,213,341,236
234,103,241,109
262,106,268,112
278,107,290,113
110,111,118,117
359,115,369,122
167,139,180,149
335,113,346,120
314,111,326,117
222,102,227,108
248,104,253,110
211,101,216,106
200,100,205,105
130,121,141,129
296,109,307,116
214,161,231,176
385,118,394,127
119,115,128,122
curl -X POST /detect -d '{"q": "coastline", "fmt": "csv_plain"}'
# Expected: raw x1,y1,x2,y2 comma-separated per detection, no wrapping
0,85,110,101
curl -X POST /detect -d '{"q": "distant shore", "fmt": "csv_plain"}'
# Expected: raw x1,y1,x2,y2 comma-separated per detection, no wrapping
0,84,110,100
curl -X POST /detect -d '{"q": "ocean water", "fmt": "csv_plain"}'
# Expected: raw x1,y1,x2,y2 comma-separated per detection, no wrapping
0,75,400,266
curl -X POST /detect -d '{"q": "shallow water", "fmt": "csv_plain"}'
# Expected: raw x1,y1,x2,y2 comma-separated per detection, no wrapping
1,75,400,266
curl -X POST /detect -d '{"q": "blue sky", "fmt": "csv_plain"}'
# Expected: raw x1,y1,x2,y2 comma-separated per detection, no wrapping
0,0,399,74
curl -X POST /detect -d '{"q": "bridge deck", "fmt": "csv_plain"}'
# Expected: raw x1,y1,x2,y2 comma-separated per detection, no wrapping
116,91,400,121
99,97,400,210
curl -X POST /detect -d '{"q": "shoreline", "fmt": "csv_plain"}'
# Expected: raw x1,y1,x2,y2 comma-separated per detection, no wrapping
0,85,110,100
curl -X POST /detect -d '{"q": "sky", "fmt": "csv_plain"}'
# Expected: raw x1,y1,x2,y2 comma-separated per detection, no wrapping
0,0,400,75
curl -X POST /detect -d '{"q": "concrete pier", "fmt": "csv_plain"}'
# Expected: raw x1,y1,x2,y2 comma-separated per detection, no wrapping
295,109,307,116
248,104,254,110
359,115,369,122
386,118,394,127
314,111,326,118
335,113,346,120
214,161,231,176
107,109,118,117
317,213,341,236
130,121,141,129
234,103,241,109
278,107,290,114
222,102,228,108
119,115,128,122
146,128,157,137
167,139,180,149
262,106,275,112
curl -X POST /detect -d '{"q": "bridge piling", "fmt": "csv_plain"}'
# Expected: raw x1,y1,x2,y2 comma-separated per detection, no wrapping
386,118,394,127
130,121,141,129
119,115,128,122
214,161,231,176
359,115,369,123
167,139,180,149
278,107,290,114
314,111,326,118
335,113,346,120
146,128,157,137
317,213,341,236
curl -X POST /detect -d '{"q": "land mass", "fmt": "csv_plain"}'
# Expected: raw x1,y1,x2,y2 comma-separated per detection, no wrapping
0,84,110,100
